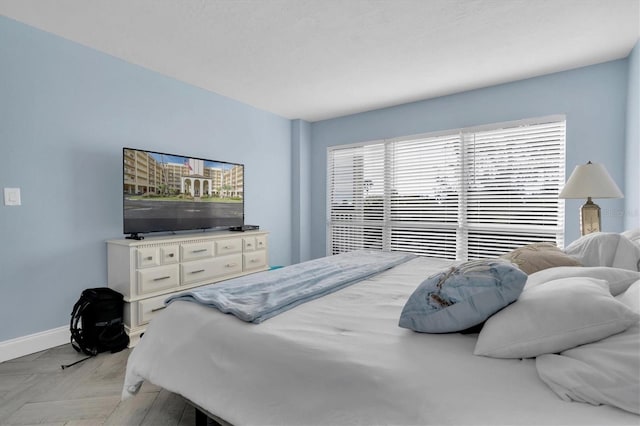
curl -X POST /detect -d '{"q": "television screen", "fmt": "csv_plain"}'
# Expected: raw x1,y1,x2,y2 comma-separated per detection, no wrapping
123,148,244,237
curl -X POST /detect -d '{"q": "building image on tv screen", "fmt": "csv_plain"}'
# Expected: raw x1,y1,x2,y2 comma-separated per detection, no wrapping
123,148,244,235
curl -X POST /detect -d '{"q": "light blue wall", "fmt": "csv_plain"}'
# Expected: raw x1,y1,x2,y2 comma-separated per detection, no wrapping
626,39,640,230
1,15,636,344
310,60,630,259
291,119,312,263
0,17,292,341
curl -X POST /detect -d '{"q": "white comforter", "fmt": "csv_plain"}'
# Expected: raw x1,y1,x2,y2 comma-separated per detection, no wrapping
536,281,640,415
123,257,638,426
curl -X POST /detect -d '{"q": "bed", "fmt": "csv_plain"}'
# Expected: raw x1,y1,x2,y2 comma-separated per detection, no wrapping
122,231,640,425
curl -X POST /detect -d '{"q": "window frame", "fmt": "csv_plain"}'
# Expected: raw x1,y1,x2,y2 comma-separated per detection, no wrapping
326,115,566,259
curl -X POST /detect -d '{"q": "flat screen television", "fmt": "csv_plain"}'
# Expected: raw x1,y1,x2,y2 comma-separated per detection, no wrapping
123,148,244,238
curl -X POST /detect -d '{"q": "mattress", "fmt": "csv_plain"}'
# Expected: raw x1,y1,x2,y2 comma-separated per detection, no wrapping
123,257,638,425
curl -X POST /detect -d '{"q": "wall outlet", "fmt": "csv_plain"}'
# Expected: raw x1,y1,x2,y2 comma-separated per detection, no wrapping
4,188,21,206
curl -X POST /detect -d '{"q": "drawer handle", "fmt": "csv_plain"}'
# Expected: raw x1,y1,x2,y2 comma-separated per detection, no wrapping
153,276,171,281
145,256,153,261
258,242,264,246
151,306,166,313
250,259,259,263
192,249,208,253
191,269,205,274
168,253,175,258
223,245,232,249
225,263,237,268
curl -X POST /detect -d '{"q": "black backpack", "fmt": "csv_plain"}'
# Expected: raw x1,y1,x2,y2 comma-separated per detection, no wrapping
69,287,129,358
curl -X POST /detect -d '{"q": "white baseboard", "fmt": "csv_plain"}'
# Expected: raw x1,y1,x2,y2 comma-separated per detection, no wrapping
0,326,70,363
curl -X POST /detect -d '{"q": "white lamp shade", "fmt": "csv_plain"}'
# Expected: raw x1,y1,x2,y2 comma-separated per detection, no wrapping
559,162,623,199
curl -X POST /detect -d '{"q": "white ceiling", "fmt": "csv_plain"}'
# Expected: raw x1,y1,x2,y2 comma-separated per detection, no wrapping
1,0,639,122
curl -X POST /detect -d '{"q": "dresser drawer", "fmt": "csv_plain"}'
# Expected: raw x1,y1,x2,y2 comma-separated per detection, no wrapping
215,238,243,256
214,254,244,276
136,294,168,326
244,250,267,271
137,247,160,268
181,242,215,261
181,254,243,285
243,237,256,251
137,264,180,295
160,245,179,264
255,235,267,250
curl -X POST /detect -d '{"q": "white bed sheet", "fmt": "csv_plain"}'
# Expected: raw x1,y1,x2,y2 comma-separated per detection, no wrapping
123,257,638,425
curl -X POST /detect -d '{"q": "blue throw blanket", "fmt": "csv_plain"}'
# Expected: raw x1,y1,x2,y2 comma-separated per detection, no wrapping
166,250,416,323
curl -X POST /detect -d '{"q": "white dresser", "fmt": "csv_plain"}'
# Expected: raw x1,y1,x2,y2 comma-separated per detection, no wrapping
107,230,269,346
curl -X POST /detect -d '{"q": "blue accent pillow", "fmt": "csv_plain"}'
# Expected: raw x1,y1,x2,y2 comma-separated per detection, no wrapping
399,259,527,333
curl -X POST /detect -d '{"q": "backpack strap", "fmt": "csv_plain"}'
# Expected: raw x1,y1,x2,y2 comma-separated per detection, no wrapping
69,297,97,356
61,354,92,370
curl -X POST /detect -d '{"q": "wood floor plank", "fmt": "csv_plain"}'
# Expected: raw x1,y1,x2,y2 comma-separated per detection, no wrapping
29,422,66,426
66,377,127,401
0,371,66,423
104,391,158,426
29,354,105,403
65,351,131,400
63,420,105,426
0,373,32,392
5,350,46,363
0,344,201,426
0,358,67,375
1,344,88,375
32,343,79,359
4,395,120,425
141,389,188,426
178,404,196,426
139,380,162,394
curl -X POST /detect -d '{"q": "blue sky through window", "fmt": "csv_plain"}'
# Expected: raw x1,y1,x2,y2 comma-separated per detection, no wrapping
149,152,237,170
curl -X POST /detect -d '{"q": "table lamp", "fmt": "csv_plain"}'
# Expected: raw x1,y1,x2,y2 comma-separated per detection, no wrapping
559,161,623,235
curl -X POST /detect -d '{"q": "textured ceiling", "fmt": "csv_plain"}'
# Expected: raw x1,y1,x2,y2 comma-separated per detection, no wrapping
1,0,639,121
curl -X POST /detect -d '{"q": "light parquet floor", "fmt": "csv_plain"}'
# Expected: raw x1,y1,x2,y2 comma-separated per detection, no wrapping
0,344,198,425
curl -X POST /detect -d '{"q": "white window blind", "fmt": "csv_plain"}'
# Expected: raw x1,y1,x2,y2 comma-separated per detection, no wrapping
327,117,566,260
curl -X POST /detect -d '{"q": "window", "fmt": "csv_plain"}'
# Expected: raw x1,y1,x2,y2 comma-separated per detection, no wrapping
327,116,566,260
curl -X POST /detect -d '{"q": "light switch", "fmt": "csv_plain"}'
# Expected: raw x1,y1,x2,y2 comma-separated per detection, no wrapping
4,188,21,206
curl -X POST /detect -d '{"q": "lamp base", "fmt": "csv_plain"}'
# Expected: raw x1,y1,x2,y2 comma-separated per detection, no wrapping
580,197,601,236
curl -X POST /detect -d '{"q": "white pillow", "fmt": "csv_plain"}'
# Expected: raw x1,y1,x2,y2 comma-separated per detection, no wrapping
474,277,639,359
564,232,640,271
616,280,640,313
622,228,640,246
525,266,640,296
